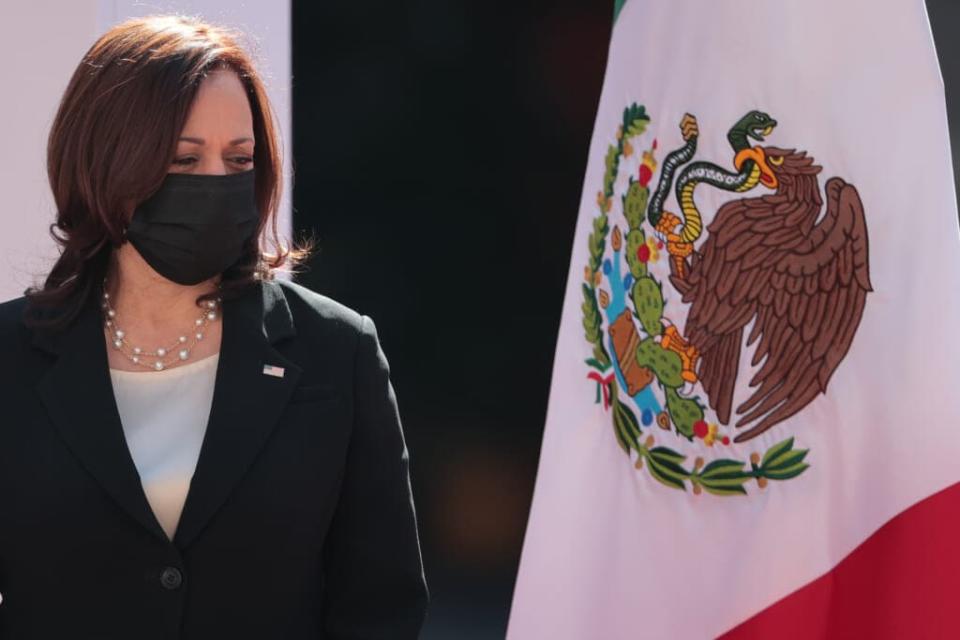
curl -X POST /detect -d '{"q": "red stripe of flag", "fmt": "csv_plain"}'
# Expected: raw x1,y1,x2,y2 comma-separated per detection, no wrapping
719,480,960,639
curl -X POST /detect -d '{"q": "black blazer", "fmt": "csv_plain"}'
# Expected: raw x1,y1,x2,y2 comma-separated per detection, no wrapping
0,278,429,639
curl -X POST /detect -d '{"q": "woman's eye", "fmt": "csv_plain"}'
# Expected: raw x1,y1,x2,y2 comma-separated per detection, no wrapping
172,157,252,166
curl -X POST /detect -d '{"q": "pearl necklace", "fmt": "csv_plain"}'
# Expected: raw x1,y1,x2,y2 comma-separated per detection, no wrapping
100,277,222,371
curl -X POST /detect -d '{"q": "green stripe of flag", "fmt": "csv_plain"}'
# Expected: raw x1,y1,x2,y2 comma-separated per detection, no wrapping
614,0,628,24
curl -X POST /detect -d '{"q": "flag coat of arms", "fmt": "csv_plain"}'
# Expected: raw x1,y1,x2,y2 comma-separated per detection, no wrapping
508,0,960,637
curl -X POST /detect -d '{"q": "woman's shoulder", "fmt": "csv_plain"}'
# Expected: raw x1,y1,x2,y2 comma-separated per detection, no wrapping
0,294,32,344
0,292,28,317
0,295,41,387
270,279,387,381
272,278,372,340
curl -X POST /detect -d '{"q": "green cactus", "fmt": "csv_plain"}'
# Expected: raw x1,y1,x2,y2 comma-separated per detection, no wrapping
631,276,664,336
635,337,683,387
663,387,704,440
624,230,647,279
624,178,648,229
635,336,703,439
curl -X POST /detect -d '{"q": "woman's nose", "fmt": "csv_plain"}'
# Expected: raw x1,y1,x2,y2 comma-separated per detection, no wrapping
196,159,229,175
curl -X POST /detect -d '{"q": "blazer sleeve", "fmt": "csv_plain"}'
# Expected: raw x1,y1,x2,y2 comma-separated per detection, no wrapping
320,314,429,638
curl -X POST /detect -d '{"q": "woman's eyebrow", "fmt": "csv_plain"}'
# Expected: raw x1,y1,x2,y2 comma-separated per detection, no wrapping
178,136,254,145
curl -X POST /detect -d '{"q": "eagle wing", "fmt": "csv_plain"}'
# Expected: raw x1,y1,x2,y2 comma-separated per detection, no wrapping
734,177,871,441
678,191,807,427
680,177,871,442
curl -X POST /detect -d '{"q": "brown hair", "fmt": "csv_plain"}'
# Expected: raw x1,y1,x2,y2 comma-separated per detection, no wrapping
22,13,314,332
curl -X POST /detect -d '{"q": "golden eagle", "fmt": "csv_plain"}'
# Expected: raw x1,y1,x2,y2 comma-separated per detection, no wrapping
669,146,872,442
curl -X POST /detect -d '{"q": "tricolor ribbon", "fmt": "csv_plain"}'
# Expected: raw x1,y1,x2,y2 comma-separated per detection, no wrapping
587,371,616,410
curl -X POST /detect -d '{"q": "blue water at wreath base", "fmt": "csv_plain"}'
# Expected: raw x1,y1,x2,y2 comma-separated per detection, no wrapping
601,249,662,424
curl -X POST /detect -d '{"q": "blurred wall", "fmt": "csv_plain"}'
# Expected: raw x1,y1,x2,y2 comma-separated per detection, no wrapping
0,1,97,301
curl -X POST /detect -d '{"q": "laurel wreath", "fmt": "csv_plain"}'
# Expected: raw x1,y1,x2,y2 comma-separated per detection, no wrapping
581,103,810,496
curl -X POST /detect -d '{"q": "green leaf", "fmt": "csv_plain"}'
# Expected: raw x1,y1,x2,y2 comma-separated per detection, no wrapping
764,448,809,472
614,419,634,453
587,215,609,272
603,145,620,196
698,460,751,495
764,463,810,481
647,456,687,491
700,482,748,497
625,119,649,139
649,446,686,465
613,420,632,453
622,104,648,127
699,473,751,487
585,357,610,372
580,284,611,369
647,452,690,484
761,437,795,467
613,399,642,446
699,459,746,479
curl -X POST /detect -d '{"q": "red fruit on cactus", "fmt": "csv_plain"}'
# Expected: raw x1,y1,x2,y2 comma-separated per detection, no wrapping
693,420,709,439
637,244,651,263
638,164,653,187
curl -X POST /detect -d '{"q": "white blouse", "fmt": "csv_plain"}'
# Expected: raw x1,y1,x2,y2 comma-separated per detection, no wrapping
109,352,219,541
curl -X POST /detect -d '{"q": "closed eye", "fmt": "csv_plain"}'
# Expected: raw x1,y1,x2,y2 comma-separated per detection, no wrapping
173,156,253,166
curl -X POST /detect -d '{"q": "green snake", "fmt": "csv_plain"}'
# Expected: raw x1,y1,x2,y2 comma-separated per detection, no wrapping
647,111,777,244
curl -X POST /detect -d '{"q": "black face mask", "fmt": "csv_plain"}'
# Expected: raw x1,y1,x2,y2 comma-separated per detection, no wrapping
125,168,260,286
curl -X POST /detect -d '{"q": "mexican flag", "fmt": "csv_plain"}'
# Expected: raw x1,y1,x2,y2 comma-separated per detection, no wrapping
507,0,960,637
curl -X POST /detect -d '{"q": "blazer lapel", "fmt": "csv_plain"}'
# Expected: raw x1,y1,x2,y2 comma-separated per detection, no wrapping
173,279,302,549
35,289,169,542
31,278,303,549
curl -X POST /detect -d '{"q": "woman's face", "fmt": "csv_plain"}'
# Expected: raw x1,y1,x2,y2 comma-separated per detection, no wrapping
171,68,255,176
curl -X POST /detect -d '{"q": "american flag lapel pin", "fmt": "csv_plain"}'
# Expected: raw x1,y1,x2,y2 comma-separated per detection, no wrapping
262,363,285,378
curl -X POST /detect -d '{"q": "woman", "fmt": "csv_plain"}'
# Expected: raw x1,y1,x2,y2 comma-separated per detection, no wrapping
0,14,428,639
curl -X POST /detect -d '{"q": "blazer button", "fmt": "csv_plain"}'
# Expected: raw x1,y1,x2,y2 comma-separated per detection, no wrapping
159,566,183,590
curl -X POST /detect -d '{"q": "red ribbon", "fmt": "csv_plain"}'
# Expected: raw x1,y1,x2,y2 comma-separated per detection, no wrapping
587,371,616,410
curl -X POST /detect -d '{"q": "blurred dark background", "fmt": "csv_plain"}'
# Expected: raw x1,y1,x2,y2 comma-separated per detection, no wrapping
291,1,960,637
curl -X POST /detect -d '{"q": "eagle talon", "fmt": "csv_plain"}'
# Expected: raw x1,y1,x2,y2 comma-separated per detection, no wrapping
664,238,693,279
655,211,683,237
660,325,700,384
666,240,693,258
